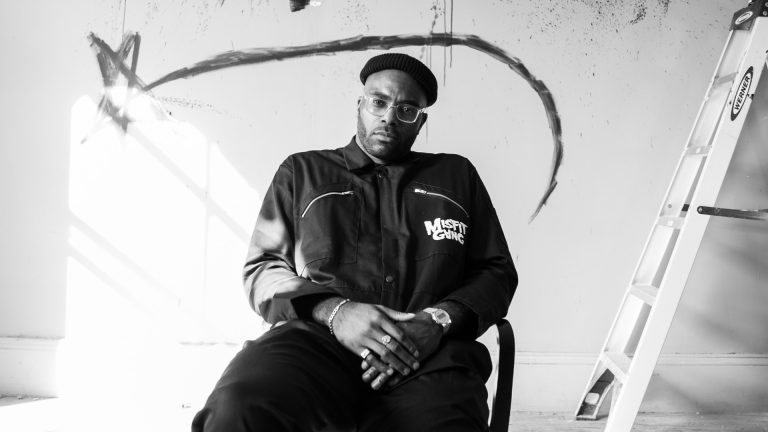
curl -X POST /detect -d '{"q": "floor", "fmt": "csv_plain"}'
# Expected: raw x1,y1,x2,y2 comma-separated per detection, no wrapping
508,412,768,431
1,395,767,431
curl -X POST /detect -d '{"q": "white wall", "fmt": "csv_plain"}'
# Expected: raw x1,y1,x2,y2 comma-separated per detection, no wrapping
1,0,766,418
0,0,95,399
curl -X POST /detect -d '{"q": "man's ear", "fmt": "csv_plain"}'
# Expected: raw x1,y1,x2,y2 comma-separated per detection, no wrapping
417,113,428,132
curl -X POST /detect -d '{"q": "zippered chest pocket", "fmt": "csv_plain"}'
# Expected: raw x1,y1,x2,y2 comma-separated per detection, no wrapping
406,182,470,261
297,183,361,266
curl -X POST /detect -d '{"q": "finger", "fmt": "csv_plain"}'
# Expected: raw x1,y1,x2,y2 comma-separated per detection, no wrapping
376,305,415,322
378,348,412,376
371,370,391,390
386,374,403,388
369,335,412,376
377,339,416,375
361,366,378,383
364,351,393,378
379,320,420,359
361,359,370,370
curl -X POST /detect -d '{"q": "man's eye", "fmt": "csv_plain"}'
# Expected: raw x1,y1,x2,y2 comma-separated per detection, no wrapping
399,105,418,115
371,98,387,107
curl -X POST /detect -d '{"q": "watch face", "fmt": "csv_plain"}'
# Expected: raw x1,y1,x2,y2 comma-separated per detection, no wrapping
425,308,450,327
433,310,449,323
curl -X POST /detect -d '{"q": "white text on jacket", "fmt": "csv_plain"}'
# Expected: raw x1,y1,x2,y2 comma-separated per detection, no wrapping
423,218,468,244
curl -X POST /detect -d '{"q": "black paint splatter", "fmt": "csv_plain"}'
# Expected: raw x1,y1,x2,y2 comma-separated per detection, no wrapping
289,0,310,12
88,32,144,131
630,4,647,24
575,0,674,28
157,96,223,114
88,32,563,220
658,0,671,15
340,1,370,32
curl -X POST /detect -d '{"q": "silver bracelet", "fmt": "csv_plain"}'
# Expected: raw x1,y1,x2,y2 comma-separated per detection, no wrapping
327,298,351,336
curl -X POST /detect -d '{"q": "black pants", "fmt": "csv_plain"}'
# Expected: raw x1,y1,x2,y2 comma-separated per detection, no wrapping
191,320,492,432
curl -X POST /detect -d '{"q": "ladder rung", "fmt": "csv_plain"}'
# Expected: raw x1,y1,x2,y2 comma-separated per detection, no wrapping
684,145,712,156
710,72,738,92
657,216,685,229
629,284,658,305
601,351,631,383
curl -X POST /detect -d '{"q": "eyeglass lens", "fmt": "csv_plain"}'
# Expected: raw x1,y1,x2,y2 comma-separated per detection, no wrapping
363,97,421,123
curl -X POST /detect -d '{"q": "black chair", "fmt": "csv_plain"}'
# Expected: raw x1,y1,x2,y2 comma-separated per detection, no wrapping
487,319,515,432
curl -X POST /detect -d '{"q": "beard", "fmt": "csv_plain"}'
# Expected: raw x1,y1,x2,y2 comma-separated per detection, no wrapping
356,113,417,163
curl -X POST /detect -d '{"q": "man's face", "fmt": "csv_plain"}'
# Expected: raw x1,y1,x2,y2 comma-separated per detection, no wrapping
356,69,428,163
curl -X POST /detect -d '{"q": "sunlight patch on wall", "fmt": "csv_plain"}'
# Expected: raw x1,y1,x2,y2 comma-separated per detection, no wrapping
58,93,264,424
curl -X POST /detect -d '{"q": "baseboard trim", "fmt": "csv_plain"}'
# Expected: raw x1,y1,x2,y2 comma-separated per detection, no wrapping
0,337,61,396
2,339,766,411
511,352,768,412
0,337,61,352
515,351,768,366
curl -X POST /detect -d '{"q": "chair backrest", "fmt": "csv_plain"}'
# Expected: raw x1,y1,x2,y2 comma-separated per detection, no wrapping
478,319,515,432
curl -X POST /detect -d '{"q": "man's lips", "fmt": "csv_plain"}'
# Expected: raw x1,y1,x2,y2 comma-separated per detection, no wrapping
372,129,398,140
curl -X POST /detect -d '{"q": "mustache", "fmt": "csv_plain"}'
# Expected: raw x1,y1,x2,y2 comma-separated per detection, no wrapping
372,127,399,138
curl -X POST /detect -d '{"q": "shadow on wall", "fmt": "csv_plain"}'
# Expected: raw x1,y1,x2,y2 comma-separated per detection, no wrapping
68,94,263,345
672,65,768,355
643,362,768,412
690,219,768,352
56,93,266,425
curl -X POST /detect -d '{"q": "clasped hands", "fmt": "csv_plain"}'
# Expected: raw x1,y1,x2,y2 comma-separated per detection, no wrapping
330,301,443,390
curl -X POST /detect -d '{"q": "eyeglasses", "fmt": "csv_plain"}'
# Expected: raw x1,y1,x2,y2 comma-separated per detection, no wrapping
360,95,425,123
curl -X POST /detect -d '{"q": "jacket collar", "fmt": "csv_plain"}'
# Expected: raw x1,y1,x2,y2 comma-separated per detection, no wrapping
343,136,377,171
342,136,421,171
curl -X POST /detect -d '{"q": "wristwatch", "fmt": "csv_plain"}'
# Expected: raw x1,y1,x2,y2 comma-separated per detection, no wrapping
423,307,451,334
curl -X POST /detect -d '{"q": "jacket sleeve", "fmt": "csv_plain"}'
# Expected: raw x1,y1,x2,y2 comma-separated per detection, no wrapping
442,161,518,337
243,157,338,324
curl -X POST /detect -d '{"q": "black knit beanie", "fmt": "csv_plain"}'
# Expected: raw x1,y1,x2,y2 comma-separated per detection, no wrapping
359,53,438,106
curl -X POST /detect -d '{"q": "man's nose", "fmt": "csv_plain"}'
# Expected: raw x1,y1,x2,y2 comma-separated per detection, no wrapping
380,105,399,124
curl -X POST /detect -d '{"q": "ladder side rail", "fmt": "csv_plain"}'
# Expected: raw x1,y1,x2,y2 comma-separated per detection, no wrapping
603,18,768,432
660,29,753,218
622,24,744,292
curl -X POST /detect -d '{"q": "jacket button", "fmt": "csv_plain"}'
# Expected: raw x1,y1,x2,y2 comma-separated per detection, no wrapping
385,275,394,283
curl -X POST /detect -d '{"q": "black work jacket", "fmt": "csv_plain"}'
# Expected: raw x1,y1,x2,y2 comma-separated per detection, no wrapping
244,138,517,337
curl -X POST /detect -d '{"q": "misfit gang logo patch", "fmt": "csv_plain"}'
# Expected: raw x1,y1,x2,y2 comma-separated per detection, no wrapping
423,217,468,244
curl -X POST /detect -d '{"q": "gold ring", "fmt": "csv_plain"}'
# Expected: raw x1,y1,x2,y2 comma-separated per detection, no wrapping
360,348,371,359
380,335,392,345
